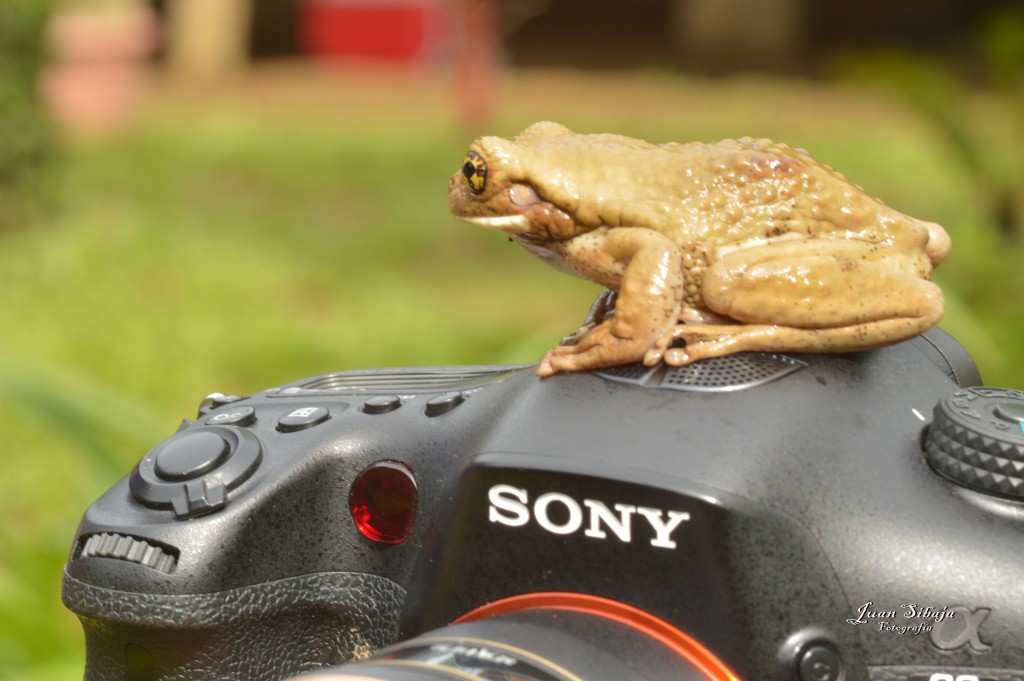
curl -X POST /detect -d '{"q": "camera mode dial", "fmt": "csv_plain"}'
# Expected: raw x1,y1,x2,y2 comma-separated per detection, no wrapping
130,425,262,518
925,387,1024,499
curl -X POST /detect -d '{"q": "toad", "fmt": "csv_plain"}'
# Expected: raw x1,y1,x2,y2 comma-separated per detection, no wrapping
448,122,950,377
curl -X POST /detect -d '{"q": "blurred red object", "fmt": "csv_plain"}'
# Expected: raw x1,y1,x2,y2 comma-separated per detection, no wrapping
452,0,497,130
40,3,160,137
298,0,453,63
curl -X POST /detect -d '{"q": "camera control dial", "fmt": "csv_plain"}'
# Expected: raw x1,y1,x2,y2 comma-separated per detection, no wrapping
925,388,1024,499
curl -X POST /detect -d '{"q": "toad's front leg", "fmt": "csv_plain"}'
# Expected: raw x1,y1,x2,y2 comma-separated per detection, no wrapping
559,289,618,346
538,228,683,376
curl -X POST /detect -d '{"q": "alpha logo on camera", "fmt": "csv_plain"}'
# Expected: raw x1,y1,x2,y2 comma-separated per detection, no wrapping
486,484,691,549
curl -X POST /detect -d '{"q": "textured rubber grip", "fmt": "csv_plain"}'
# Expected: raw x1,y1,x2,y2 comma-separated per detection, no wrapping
62,570,405,681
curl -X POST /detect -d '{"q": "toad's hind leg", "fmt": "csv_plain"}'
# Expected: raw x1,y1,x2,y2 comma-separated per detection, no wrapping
658,317,936,365
655,247,945,365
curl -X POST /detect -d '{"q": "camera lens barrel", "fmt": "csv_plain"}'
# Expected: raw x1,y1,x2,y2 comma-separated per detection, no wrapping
297,602,728,681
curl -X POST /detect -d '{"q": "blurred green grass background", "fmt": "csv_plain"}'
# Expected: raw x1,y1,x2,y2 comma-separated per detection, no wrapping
2,60,1024,681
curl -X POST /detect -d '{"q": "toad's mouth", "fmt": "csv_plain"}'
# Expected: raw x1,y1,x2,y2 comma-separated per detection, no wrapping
456,214,532,232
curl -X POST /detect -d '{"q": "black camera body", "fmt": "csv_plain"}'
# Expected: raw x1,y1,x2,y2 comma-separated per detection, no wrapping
62,329,1024,681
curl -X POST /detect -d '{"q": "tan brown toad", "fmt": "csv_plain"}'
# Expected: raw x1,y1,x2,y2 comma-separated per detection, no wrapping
448,122,951,377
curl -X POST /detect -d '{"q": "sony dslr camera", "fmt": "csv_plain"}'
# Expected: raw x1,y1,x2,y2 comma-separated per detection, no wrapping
62,328,1024,681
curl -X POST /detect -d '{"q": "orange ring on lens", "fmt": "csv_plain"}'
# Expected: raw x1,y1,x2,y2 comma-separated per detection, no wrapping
452,592,741,681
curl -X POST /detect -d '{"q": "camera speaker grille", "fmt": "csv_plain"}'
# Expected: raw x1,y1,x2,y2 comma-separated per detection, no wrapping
594,353,809,392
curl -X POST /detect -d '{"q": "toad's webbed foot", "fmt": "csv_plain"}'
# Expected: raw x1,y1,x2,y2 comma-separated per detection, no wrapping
538,320,657,377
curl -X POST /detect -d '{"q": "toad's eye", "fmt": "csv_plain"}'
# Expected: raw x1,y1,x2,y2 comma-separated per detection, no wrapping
461,151,487,195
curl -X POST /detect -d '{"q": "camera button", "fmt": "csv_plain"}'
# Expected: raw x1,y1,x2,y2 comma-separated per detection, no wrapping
155,431,230,481
425,391,465,417
131,426,262,518
277,406,330,432
994,401,1024,424
363,395,402,415
197,392,245,417
205,406,256,427
797,643,843,681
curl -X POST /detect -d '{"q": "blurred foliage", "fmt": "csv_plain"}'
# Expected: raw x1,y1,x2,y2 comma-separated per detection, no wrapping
827,6,1024,394
833,6,1024,242
2,60,1024,681
977,5,1024,91
0,0,59,231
